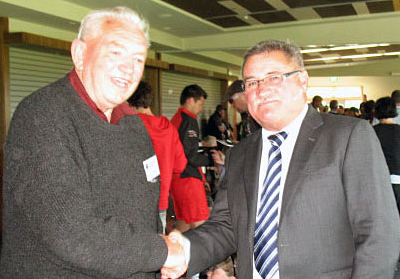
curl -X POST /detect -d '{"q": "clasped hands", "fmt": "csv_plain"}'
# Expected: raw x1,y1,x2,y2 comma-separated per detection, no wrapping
161,230,187,279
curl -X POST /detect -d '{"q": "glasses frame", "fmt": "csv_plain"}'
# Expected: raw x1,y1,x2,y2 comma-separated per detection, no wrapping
244,70,302,91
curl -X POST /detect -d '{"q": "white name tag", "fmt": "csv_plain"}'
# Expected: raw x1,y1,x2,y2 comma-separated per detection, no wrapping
143,155,160,183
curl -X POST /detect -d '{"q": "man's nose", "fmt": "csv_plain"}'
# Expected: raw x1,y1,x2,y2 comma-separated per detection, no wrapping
119,59,134,74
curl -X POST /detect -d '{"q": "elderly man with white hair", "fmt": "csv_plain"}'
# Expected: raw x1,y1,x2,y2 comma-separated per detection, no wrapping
1,6,184,278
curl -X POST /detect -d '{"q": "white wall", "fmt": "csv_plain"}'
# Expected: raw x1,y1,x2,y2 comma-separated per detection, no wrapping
309,76,400,101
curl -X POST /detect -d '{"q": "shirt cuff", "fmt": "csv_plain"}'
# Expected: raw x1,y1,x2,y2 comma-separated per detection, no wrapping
182,235,191,265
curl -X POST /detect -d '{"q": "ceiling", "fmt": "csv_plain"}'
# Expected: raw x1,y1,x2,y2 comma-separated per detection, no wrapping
1,0,400,76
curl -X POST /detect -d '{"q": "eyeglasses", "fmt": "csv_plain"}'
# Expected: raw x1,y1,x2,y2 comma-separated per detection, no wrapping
244,70,301,91
228,93,242,104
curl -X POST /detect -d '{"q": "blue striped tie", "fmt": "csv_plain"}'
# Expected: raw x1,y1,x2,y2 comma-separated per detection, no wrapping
254,131,288,279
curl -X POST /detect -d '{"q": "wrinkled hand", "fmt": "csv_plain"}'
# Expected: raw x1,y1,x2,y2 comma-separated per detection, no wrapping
207,268,236,279
161,230,187,278
211,150,225,166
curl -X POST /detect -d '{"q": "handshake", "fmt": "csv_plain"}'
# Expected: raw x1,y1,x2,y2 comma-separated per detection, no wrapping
161,230,187,279
160,230,235,279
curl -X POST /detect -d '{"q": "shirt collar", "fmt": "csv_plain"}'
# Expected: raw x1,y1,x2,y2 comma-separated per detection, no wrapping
178,107,197,119
67,70,135,124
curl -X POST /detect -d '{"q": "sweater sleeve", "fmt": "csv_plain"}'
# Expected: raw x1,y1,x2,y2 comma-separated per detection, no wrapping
4,100,167,278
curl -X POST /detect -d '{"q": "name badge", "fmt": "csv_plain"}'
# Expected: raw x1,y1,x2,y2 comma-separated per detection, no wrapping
143,155,160,183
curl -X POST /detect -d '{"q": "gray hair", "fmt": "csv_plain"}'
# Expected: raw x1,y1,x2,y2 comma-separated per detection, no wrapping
78,6,150,47
242,40,304,74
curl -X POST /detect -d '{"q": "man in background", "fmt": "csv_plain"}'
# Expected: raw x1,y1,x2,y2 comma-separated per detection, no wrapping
223,80,259,140
170,84,213,233
1,7,184,278
329,99,339,114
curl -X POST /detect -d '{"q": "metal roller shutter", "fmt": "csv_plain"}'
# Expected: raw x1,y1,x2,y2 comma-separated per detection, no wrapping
9,47,73,116
161,70,222,137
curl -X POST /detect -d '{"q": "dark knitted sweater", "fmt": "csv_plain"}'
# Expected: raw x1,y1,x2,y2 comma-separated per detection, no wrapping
1,76,167,278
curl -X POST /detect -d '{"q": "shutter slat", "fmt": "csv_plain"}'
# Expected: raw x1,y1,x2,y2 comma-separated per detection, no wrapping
10,47,73,116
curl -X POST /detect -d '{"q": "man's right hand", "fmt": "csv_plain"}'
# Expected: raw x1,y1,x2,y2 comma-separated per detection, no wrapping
161,231,187,278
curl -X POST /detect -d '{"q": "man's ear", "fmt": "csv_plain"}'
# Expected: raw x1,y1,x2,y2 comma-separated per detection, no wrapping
299,70,309,91
71,39,86,71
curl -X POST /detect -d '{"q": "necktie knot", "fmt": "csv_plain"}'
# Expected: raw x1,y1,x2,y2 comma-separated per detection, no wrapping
268,131,287,148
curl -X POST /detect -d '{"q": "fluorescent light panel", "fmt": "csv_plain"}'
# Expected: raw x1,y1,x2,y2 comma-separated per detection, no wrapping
305,51,400,62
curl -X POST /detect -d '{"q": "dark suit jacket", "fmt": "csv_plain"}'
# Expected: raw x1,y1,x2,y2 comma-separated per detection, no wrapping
185,106,400,278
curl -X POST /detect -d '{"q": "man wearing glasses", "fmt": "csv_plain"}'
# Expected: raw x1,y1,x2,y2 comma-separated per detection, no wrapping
163,40,400,279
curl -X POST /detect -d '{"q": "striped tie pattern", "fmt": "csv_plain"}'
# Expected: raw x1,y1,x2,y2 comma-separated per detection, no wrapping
254,131,288,279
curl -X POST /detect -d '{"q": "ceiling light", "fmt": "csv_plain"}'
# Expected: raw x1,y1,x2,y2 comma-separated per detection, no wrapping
301,48,329,54
158,13,172,18
384,52,400,56
341,53,383,59
330,44,380,51
306,57,340,62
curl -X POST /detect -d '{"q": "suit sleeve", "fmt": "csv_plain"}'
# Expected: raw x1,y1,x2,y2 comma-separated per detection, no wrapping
343,120,400,278
184,149,237,275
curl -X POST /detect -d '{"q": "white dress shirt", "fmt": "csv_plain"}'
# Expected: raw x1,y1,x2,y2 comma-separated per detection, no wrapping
183,105,309,279
253,104,308,279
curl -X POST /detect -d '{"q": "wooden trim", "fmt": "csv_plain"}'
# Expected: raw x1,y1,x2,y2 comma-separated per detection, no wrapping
145,67,162,116
394,0,400,11
0,16,9,235
5,32,71,53
145,58,169,69
4,32,236,80
0,18,10,164
169,63,236,80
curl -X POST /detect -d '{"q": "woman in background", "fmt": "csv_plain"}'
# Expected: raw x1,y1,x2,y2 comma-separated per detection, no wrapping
373,97,400,214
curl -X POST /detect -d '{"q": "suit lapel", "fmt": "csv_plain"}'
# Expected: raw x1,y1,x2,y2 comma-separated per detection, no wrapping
279,106,323,223
244,130,263,250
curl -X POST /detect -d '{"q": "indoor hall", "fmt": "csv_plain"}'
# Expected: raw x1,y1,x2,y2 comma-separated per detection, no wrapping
0,1,400,278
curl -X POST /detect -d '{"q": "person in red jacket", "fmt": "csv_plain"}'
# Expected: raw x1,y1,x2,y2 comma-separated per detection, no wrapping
128,81,187,233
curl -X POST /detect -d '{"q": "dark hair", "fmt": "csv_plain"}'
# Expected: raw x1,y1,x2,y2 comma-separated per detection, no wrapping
180,84,208,105
312,95,322,103
329,100,338,110
127,81,153,108
215,104,226,112
242,40,304,74
364,100,375,114
375,97,398,119
391,90,400,104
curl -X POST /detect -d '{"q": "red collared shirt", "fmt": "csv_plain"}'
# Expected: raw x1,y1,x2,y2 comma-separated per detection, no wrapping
68,70,135,124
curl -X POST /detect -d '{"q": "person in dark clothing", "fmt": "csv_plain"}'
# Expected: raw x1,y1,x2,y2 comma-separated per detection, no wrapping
171,84,213,233
222,80,260,141
206,105,227,140
206,105,232,141
360,100,376,124
374,96,400,214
